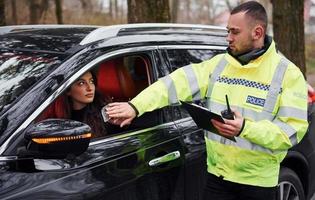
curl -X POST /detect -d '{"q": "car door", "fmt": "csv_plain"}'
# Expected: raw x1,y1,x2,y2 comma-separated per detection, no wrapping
0,123,184,200
159,46,226,200
0,49,186,200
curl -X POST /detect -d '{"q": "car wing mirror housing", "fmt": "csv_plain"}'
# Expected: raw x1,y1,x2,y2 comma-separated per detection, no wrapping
20,119,92,159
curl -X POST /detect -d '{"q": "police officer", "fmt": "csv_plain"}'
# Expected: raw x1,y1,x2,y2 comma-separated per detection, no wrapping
107,1,308,200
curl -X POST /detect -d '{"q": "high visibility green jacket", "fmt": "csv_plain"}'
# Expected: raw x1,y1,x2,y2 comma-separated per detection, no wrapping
130,40,308,187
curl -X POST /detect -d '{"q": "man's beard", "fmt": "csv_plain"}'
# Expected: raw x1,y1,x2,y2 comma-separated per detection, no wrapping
230,43,254,56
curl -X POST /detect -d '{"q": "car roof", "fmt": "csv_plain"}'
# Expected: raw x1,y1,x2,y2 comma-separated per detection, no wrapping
79,23,227,45
0,24,227,54
0,25,99,53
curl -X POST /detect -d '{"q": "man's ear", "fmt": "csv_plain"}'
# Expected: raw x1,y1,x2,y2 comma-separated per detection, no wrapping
252,25,264,40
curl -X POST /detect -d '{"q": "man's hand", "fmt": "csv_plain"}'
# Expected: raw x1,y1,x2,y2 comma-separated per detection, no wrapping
106,102,137,127
211,109,244,137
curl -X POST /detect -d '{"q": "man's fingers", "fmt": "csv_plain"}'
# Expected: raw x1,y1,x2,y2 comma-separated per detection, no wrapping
105,102,136,126
120,118,132,127
107,102,124,107
232,109,242,118
110,118,122,125
212,119,237,136
106,103,135,115
106,106,124,114
109,113,129,118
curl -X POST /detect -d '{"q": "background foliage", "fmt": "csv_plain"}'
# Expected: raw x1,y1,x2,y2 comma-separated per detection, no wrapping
1,0,315,86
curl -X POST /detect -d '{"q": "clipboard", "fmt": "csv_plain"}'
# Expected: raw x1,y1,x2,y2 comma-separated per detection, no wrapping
180,101,236,142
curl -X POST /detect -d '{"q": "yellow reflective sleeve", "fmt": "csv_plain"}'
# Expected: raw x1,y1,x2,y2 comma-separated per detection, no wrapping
278,65,308,143
131,54,224,116
240,64,308,151
130,80,170,116
131,64,206,116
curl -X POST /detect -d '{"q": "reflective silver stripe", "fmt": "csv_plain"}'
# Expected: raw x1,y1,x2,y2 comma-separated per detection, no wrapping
278,106,307,120
182,65,201,101
206,58,227,98
263,57,289,113
207,101,297,150
208,100,274,121
273,119,297,145
160,75,178,104
206,132,274,154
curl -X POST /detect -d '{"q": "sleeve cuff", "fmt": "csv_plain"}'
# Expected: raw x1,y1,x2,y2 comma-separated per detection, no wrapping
237,119,245,137
128,102,139,116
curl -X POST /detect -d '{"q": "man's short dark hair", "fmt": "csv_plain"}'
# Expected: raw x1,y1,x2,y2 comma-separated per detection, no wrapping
231,1,267,30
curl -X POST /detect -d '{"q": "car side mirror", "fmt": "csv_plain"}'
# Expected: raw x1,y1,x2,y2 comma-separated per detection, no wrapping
20,119,92,159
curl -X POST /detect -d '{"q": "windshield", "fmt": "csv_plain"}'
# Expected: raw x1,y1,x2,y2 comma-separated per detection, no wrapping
0,50,65,114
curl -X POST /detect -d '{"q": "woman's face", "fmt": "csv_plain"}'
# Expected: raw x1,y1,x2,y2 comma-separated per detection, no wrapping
67,71,95,110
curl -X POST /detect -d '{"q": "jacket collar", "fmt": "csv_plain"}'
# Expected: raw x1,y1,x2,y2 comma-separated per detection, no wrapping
225,36,276,69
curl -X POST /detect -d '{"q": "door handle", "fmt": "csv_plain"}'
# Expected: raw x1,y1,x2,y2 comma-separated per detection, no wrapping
148,151,181,167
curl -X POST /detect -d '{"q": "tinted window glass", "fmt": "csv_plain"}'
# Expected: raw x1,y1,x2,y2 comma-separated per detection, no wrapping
0,50,64,112
165,49,222,71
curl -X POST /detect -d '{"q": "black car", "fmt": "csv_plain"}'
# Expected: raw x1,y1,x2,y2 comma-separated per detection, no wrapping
0,24,314,200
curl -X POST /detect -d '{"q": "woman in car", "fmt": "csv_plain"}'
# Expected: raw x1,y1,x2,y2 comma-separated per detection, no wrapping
38,71,120,138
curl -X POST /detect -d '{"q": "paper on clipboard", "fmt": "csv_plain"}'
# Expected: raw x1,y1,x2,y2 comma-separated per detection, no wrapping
180,101,236,142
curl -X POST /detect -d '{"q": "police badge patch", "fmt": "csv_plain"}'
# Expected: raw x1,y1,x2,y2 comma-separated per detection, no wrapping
246,95,265,107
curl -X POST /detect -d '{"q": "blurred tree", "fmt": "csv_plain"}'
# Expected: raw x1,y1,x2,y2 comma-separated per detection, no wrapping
170,0,179,22
0,0,5,26
28,0,49,24
127,0,170,23
80,0,92,11
272,0,306,76
11,0,17,25
80,0,87,8
109,0,119,19
185,0,191,22
55,0,63,24
207,0,214,24
225,0,233,11
29,0,38,24
109,0,113,18
114,0,119,19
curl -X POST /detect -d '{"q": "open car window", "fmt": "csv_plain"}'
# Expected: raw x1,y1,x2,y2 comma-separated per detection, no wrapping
36,54,156,139
96,55,151,102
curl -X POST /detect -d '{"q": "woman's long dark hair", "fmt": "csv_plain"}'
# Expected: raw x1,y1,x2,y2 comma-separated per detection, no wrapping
38,71,112,138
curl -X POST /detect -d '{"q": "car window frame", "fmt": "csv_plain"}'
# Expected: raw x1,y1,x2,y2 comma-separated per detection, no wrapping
1,46,165,155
